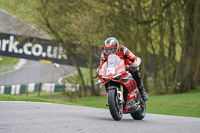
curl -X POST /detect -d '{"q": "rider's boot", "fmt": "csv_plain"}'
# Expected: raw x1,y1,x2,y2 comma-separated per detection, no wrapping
138,81,149,101
129,69,149,101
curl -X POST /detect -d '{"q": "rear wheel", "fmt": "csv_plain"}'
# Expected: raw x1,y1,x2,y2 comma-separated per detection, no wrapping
130,100,146,120
108,89,123,121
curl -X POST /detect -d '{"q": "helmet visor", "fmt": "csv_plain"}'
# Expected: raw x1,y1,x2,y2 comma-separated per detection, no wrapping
105,48,115,54
104,44,117,54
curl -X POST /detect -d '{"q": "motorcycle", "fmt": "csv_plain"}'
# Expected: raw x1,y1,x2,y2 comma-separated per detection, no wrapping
95,54,146,121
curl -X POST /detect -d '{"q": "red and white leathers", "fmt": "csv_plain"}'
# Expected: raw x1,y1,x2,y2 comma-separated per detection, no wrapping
98,44,149,101
98,45,141,70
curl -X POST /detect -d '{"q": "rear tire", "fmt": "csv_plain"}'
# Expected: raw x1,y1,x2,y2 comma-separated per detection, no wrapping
108,89,123,121
130,101,146,120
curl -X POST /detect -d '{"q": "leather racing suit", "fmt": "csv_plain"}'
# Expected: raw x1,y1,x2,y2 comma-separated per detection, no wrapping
98,45,148,101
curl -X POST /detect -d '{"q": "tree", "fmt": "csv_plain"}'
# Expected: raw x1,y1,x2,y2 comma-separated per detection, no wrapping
179,0,200,92
36,0,91,97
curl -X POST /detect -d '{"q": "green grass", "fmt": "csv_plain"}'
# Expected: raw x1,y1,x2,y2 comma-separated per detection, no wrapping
0,94,80,106
0,0,39,28
147,92,200,117
63,67,98,85
64,91,200,118
0,89,200,118
67,96,108,108
0,56,19,65
0,56,19,73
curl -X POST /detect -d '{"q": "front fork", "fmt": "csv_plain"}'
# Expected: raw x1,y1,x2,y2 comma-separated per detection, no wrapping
117,84,124,104
106,83,124,105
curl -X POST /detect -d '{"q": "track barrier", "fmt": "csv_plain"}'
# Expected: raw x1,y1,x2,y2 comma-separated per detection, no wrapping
0,83,80,95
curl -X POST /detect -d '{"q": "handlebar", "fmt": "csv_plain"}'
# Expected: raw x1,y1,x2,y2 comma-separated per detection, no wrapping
93,75,98,78
93,71,98,78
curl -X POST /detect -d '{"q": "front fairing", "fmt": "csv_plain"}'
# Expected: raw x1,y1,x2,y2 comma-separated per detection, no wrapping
98,55,126,84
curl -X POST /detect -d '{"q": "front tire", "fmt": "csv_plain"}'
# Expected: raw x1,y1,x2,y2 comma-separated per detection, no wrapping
108,89,123,121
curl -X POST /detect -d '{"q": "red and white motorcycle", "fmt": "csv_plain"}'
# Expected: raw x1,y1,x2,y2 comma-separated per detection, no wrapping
95,54,146,121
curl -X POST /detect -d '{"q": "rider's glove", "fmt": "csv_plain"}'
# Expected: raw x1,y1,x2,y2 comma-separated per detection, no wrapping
93,70,99,78
125,65,138,72
96,70,99,76
125,66,130,71
130,65,138,72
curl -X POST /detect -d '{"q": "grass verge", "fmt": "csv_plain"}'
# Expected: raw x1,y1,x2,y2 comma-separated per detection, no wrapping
0,89,200,118
63,67,98,85
0,56,19,73
0,94,80,106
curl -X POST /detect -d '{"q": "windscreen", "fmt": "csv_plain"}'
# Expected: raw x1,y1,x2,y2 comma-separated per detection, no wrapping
107,54,121,68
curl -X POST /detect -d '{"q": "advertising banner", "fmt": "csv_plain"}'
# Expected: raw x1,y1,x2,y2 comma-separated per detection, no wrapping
0,33,73,65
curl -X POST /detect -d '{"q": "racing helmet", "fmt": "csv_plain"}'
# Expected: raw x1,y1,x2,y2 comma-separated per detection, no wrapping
104,37,119,55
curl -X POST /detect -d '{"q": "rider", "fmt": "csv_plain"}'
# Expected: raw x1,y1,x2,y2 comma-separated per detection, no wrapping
98,37,148,101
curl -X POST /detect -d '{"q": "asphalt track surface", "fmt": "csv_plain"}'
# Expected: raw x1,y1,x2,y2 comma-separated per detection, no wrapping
0,60,76,85
0,101,200,133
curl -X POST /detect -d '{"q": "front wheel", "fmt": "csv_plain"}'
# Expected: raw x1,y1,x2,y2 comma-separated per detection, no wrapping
108,89,123,121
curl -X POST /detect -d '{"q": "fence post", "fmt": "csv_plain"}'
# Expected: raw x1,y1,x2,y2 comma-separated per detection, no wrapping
26,84,29,97
20,85,23,96
38,83,42,97
4,85,11,94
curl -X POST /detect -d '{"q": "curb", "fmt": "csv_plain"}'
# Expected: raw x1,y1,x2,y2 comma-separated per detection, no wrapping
14,59,27,70
58,71,77,84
